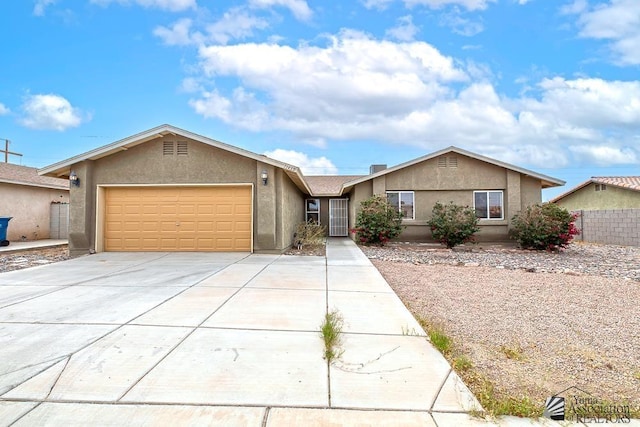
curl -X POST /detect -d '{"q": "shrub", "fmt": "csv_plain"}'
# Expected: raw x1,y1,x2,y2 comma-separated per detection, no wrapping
295,221,326,247
351,194,404,246
510,203,580,251
427,202,480,248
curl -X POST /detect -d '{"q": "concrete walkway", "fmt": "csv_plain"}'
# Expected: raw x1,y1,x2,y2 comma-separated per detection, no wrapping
0,238,599,426
0,239,67,253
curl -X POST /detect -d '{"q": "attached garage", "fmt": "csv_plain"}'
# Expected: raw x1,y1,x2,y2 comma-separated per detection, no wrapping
38,124,309,256
100,186,252,252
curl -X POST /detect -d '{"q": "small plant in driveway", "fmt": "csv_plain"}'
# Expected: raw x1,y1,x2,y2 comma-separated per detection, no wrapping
510,203,580,251
427,202,480,249
351,195,404,246
320,309,344,362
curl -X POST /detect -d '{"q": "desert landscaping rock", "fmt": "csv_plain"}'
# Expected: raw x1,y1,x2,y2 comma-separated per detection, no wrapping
0,247,69,273
363,241,640,281
367,242,640,412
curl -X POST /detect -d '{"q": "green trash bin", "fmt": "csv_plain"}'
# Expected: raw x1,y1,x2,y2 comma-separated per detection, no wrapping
0,217,12,246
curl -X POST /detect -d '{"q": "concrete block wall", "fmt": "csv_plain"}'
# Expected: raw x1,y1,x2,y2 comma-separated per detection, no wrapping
574,209,640,246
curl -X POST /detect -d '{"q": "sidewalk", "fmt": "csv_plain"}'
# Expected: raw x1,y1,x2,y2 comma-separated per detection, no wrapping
0,239,67,253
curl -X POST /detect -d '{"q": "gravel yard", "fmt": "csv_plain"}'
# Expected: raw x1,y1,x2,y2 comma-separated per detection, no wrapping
364,242,640,415
0,246,70,273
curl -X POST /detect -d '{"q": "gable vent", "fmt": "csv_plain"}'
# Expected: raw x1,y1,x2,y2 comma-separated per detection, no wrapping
438,157,447,168
163,141,174,156
177,141,188,156
448,156,458,168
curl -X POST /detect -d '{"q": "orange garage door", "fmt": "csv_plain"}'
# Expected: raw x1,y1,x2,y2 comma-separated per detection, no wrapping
104,186,252,252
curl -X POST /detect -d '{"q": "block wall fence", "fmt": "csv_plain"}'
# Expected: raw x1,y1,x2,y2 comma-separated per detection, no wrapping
573,209,640,247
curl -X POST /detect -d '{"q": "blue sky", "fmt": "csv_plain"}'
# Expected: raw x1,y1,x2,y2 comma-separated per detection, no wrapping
1,0,639,200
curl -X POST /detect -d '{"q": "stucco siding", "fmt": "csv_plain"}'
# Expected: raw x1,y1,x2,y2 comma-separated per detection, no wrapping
0,183,69,241
67,137,295,255
92,138,256,185
520,176,542,210
277,169,305,250
555,184,640,211
384,155,507,190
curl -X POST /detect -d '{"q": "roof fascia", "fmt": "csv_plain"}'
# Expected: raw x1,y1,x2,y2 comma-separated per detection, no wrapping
339,146,565,194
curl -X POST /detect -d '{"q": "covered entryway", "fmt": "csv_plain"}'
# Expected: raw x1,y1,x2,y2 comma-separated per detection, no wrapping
329,199,349,237
102,186,252,252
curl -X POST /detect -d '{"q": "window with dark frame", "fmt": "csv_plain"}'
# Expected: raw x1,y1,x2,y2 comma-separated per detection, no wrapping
386,191,415,220
306,199,320,223
474,190,503,219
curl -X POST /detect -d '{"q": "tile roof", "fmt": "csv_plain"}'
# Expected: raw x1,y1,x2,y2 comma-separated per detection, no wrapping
549,176,640,203
591,176,640,191
0,162,69,190
304,175,365,196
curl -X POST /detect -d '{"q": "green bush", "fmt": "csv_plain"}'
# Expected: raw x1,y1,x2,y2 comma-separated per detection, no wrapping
351,195,404,246
427,202,480,248
510,203,580,251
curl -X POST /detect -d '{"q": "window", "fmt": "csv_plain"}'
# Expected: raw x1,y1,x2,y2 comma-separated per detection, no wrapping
386,191,414,219
306,199,320,223
474,191,503,219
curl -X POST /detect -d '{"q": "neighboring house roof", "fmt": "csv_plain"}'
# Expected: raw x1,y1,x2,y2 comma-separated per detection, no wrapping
305,175,365,196
340,146,565,194
38,124,312,195
550,176,640,203
0,162,69,190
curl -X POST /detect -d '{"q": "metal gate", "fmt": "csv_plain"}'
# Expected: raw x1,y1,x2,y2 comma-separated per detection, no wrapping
329,199,349,237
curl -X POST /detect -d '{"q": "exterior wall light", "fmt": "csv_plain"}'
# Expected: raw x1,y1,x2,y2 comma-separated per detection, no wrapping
69,171,80,187
261,170,268,185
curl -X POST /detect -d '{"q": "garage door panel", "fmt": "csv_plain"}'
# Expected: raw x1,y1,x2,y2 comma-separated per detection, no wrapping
105,186,252,252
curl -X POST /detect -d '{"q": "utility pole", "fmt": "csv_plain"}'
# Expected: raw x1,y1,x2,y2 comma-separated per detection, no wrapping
0,138,23,163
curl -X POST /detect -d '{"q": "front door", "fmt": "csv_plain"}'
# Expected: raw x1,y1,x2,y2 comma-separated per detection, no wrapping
329,199,349,237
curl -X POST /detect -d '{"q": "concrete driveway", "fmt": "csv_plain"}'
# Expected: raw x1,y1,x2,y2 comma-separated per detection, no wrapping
0,238,483,426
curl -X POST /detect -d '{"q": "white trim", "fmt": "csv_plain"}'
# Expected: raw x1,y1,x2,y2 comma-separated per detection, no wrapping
95,183,254,253
329,198,349,237
473,190,504,220
386,191,415,220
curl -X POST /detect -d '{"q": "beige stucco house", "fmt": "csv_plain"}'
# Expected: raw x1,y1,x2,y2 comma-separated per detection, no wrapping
0,163,69,242
39,124,564,256
550,177,640,210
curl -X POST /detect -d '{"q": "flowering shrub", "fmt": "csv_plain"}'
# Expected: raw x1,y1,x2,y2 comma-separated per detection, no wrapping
427,202,480,249
510,203,580,251
351,195,404,246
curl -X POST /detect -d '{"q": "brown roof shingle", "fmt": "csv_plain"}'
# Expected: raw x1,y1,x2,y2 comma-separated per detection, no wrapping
0,162,69,190
304,175,365,196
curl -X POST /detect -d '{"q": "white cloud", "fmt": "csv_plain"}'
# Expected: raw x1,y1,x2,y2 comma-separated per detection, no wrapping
567,0,640,65
363,0,496,11
206,8,270,44
263,149,338,175
33,0,56,16
362,0,394,10
20,94,86,131
0,103,9,115
186,30,640,168
249,0,312,21
154,18,196,46
404,0,496,11
569,145,638,165
439,9,484,36
154,9,270,46
90,0,196,12
386,15,420,41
